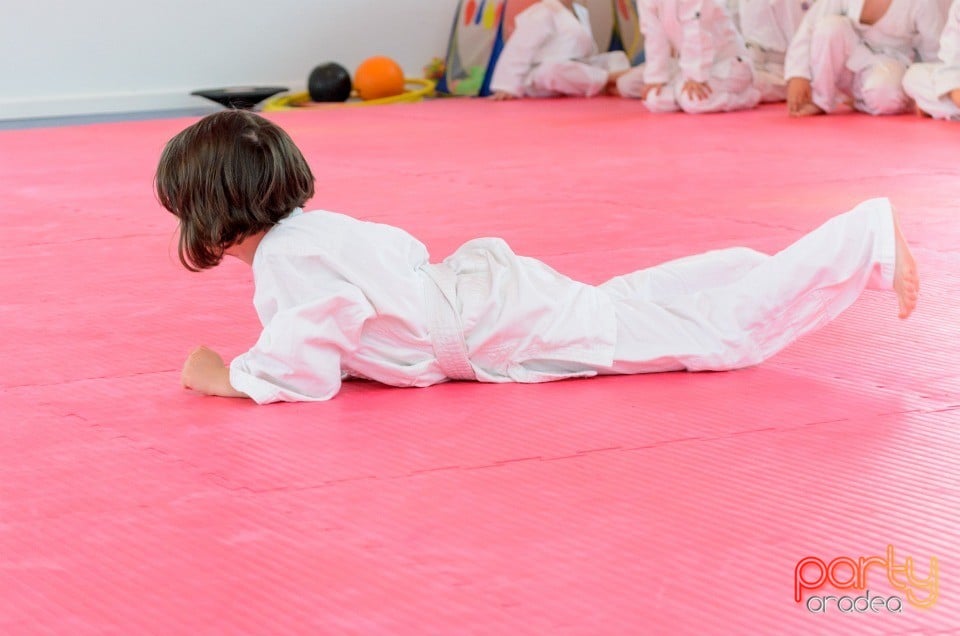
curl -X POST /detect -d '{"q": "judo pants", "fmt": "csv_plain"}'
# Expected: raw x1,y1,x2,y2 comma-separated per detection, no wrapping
594,197,896,374
524,51,632,97
426,199,897,382
806,16,911,115
615,57,761,113
748,44,789,103
902,63,960,120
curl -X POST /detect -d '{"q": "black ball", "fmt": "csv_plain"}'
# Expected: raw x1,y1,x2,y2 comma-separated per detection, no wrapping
308,63,352,102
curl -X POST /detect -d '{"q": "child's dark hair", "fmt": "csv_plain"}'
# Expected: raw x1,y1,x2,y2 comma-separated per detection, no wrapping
156,110,315,270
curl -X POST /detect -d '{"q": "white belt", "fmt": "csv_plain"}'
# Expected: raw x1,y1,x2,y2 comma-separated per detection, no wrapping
421,263,477,381
746,43,785,66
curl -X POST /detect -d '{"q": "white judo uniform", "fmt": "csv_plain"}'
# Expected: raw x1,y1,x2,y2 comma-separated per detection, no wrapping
489,0,631,98
616,0,762,112
903,0,960,120
784,0,945,114
732,0,815,101
229,201,898,404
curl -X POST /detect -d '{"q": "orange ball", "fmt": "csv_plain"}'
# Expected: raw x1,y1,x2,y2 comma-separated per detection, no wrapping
354,56,406,101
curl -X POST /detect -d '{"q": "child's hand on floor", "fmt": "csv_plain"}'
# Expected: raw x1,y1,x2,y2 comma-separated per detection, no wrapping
682,80,711,101
642,83,665,100
950,88,960,109
182,346,248,398
787,78,813,115
491,91,517,101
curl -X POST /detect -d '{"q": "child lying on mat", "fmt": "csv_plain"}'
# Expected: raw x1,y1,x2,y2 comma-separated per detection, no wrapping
489,0,631,99
156,111,918,404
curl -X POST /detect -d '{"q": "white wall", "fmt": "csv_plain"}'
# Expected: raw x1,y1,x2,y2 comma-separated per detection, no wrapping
0,0,460,120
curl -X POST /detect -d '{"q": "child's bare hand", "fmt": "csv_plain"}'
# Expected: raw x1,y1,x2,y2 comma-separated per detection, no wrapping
950,88,960,108
642,83,665,100
490,91,517,101
181,346,247,398
787,77,813,114
682,80,711,101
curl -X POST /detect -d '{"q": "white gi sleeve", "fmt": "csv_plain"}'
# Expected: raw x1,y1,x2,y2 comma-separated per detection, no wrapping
489,4,555,96
230,284,374,404
678,0,717,83
639,0,676,83
914,0,948,63
934,1,960,95
772,0,810,52
784,0,842,80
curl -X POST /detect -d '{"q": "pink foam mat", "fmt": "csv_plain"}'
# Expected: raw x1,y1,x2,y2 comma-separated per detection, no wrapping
1,99,958,634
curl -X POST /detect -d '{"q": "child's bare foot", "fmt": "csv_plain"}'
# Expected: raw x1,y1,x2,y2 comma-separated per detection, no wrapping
892,207,919,319
605,69,628,96
791,101,825,117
